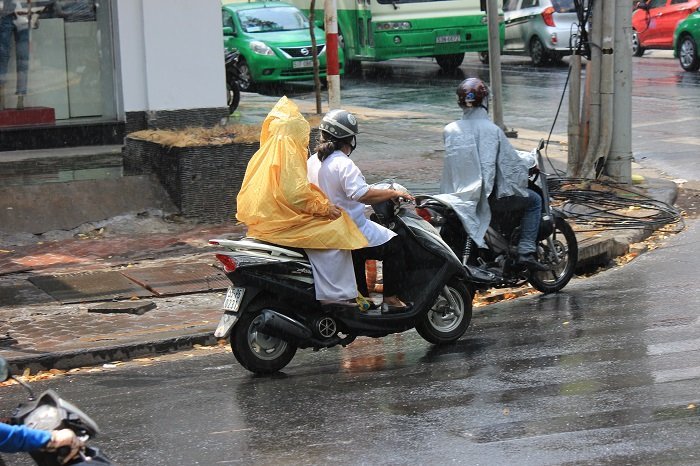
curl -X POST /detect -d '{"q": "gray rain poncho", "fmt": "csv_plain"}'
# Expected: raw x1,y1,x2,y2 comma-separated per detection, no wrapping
436,107,534,248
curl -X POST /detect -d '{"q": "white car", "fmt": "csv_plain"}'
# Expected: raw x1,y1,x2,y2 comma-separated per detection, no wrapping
501,0,583,66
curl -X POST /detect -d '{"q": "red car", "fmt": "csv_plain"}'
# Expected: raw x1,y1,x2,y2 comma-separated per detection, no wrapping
632,0,700,56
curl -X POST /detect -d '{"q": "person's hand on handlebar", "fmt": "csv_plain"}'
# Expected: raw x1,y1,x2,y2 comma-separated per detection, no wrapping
45,429,84,465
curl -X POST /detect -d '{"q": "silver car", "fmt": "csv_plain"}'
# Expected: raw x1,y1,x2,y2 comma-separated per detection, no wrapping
501,0,583,66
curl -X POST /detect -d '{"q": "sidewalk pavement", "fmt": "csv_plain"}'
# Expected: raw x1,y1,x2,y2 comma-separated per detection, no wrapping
0,93,680,374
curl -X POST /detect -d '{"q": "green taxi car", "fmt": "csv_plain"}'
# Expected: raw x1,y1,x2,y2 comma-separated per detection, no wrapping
674,6,700,71
222,1,343,88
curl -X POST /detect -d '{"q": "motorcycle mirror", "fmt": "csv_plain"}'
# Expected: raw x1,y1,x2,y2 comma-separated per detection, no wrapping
223,26,234,36
0,357,9,382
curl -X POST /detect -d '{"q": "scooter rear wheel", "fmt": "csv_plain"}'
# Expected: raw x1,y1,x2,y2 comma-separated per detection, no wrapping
416,280,472,344
231,301,297,374
529,217,578,293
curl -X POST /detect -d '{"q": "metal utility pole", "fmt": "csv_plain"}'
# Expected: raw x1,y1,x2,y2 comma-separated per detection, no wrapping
309,0,323,114
324,0,341,109
605,0,633,183
575,0,633,183
486,0,504,131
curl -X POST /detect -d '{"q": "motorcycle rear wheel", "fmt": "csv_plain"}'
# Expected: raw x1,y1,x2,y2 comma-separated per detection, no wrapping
529,217,578,294
231,301,297,374
416,280,472,344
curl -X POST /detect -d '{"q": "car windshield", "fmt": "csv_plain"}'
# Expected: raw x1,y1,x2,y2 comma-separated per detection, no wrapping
237,6,309,33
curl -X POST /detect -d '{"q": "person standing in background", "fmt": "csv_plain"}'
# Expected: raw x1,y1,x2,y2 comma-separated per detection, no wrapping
0,0,32,110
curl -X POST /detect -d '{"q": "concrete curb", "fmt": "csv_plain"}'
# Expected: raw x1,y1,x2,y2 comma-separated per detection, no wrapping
5,332,219,374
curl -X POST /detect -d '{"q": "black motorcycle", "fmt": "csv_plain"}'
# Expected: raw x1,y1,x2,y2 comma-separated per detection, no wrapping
210,182,474,374
225,48,250,114
0,357,112,465
415,140,578,294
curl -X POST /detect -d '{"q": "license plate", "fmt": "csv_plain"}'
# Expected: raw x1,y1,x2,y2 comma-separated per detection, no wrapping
223,286,245,311
436,34,460,44
293,59,313,69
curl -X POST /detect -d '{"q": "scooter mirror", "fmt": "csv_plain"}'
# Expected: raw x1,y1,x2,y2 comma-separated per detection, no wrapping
0,357,9,382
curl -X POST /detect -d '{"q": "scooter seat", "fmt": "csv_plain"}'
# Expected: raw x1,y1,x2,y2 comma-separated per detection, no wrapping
210,237,309,260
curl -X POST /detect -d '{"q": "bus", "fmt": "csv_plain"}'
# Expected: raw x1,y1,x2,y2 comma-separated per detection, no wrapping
287,0,503,72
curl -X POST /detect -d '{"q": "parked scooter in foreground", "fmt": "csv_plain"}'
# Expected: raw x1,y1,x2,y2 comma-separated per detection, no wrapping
224,48,250,114
415,140,578,294
210,182,474,374
0,357,113,465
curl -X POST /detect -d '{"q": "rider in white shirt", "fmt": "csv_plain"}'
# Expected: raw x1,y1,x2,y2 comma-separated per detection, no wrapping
308,110,414,313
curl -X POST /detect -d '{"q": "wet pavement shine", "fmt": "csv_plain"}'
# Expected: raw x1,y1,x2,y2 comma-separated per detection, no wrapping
0,88,684,375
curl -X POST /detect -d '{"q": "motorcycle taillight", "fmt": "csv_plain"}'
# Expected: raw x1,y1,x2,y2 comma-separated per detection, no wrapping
216,254,238,273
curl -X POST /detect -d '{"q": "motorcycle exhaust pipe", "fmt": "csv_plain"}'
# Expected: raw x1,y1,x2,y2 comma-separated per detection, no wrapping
255,309,312,344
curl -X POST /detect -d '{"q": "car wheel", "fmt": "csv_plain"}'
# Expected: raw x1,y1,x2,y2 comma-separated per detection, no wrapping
338,31,361,74
478,51,489,64
679,34,700,72
529,36,549,66
632,30,645,57
236,57,253,91
435,53,465,72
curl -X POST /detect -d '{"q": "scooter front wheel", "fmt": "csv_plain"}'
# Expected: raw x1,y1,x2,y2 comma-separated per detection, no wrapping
416,280,472,345
231,301,297,374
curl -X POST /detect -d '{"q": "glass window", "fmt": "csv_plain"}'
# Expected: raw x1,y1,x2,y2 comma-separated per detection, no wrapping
552,0,576,12
222,10,235,30
237,7,309,33
0,0,116,128
504,0,520,11
670,0,688,5
647,0,667,8
521,0,539,8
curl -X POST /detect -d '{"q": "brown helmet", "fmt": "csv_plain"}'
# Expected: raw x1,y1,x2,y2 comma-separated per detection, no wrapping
456,78,489,109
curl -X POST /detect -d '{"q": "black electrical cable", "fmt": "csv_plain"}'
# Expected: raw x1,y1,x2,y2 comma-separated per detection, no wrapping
547,177,683,232
541,0,594,178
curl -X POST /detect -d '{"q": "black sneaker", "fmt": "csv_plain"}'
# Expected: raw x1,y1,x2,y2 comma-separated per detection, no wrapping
517,253,550,272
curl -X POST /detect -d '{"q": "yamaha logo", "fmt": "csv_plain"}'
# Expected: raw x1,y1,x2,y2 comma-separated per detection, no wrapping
300,47,309,56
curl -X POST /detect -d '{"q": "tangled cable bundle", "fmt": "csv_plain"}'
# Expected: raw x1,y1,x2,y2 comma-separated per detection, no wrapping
546,177,683,232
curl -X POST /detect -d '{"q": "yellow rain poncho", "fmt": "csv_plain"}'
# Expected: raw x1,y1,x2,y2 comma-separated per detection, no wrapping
236,97,367,250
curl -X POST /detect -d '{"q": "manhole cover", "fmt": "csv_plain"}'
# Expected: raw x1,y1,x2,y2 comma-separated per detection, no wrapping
29,271,153,304
122,263,229,296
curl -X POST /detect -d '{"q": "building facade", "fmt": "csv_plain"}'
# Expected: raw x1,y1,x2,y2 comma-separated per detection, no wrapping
0,0,227,151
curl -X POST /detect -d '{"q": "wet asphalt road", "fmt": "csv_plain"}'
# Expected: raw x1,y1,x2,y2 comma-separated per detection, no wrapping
1,220,698,465
277,52,700,181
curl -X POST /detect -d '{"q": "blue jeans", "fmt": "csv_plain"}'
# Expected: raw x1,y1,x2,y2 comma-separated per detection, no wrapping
517,188,542,256
0,14,30,95
491,188,542,256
